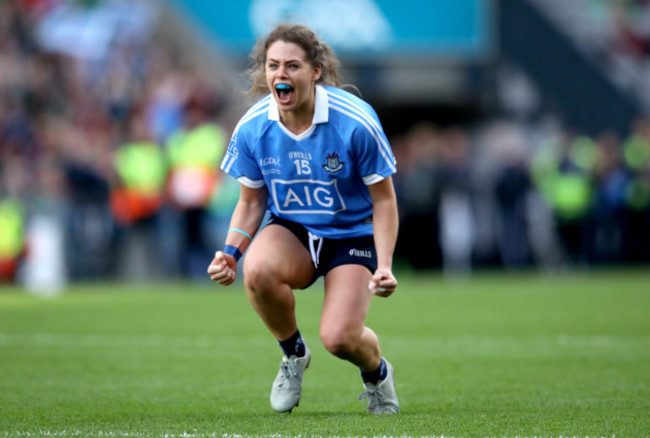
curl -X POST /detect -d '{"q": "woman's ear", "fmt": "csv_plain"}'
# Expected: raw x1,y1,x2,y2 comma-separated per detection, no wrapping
313,64,322,82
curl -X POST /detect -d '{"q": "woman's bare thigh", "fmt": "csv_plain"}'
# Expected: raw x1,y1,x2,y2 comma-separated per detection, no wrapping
244,223,315,290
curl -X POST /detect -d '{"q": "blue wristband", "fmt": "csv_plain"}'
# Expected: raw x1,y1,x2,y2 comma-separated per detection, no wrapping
223,245,242,262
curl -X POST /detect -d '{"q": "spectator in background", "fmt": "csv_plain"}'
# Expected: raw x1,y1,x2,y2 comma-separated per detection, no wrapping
438,126,474,278
589,130,629,264
146,65,194,145
0,196,26,283
165,88,228,278
110,105,168,281
0,155,29,283
622,117,650,262
532,130,595,267
491,123,534,270
60,116,115,279
22,150,68,294
393,122,443,269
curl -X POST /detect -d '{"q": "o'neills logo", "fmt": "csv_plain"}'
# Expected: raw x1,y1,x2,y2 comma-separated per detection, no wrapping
349,248,372,258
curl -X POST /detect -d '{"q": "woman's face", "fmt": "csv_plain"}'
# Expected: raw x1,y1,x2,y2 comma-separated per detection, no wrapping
265,40,321,115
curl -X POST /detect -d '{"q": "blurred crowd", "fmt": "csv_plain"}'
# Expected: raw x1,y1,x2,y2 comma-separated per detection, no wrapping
2,0,650,288
0,0,236,287
393,116,650,276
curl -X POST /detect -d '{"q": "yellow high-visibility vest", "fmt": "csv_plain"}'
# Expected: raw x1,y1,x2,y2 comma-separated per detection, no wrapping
114,141,167,196
167,123,226,171
551,172,592,220
0,198,25,259
166,123,227,208
623,134,650,172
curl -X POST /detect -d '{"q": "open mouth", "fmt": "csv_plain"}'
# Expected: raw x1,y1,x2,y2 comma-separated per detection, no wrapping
275,83,294,104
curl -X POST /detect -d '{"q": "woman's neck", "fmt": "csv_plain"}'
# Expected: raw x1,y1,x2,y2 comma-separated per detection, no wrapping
279,98,315,135
279,114,312,135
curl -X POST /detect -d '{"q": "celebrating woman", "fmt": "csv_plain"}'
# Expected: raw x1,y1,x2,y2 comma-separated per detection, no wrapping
207,23,399,414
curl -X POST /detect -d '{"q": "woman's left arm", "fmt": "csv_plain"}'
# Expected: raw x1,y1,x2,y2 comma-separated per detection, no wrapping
367,176,399,297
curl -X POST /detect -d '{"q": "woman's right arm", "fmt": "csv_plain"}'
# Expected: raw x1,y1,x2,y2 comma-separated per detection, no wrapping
207,184,267,285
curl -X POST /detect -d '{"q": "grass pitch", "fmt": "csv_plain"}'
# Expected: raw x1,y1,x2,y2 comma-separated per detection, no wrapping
1,269,649,437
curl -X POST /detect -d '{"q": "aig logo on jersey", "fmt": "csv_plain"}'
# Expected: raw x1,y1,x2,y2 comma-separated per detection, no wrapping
323,153,344,173
271,179,346,215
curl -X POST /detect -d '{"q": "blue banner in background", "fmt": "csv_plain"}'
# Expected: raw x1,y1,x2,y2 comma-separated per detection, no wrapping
169,0,493,60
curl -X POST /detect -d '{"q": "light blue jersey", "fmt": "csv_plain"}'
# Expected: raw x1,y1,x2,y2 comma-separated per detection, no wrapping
221,85,396,238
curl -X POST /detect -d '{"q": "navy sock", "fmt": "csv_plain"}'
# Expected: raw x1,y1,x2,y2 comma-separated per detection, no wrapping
360,357,388,384
278,329,306,358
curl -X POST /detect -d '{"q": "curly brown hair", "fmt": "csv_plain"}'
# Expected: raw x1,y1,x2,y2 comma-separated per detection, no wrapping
247,24,341,100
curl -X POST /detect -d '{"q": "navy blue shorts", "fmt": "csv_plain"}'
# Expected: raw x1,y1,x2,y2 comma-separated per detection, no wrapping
266,215,377,288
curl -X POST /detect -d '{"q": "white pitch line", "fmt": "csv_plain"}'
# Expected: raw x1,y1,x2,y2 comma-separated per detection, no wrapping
1,333,648,349
0,333,268,349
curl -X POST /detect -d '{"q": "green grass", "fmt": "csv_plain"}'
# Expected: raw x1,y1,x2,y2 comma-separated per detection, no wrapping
1,269,649,437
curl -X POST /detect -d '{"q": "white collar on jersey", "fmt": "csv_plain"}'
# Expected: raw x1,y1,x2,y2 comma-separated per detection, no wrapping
268,84,329,124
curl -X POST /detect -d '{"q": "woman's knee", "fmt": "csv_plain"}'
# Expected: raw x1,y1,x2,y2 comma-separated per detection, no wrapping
320,327,359,358
243,255,278,294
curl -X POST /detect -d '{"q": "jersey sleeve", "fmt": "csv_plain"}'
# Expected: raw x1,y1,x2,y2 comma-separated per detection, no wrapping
220,127,265,188
352,115,397,185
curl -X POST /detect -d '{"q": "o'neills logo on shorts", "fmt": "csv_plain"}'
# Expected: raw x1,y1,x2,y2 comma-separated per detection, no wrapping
349,248,372,258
